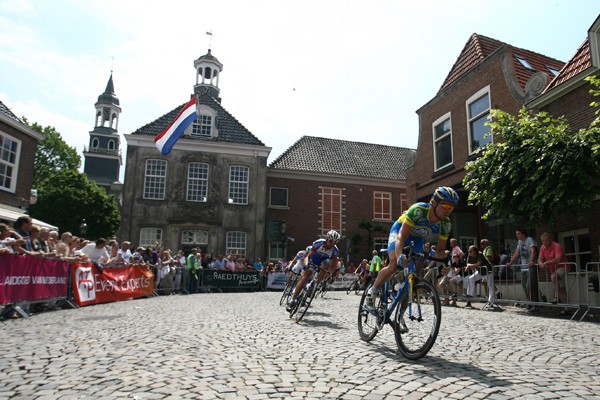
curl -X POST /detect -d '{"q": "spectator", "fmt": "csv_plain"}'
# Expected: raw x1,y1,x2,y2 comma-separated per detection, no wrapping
119,241,133,264
253,257,264,272
14,215,32,238
156,250,174,291
24,224,44,256
370,250,382,280
505,229,538,312
80,238,110,265
132,247,145,264
346,262,357,274
0,223,26,254
213,254,226,270
450,238,464,262
442,254,461,306
464,245,490,308
202,252,213,269
226,255,236,272
187,248,200,293
479,239,498,307
48,230,59,252
538,232,570,316
37,227,52,254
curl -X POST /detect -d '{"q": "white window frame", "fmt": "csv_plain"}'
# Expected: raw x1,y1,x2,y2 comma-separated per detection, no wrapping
186,162,209,202
432,112,453,171
373,191,392,221
143,159,167,200
228,165,249,205
320,187,343,236
226,231,247,257
466,86,492,154
459,237,477,253
139,227,162,248
0,131,21,193
558,229,591,271
269,242,284,261
191,105,218,138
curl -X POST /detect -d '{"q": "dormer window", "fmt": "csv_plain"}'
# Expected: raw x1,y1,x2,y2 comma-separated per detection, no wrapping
515,55,535,71
547,66,560,76
192,115,212,137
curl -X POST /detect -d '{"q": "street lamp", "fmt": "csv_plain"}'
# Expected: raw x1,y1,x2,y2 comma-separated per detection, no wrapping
79,219,87,238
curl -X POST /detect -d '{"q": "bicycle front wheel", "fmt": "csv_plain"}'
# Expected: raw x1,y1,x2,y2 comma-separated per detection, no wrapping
280,275,297,306
294,282,316,323
357,285,381,341
394,280,441,360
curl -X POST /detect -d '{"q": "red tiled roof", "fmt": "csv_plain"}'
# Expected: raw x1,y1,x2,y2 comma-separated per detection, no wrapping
544,38,591,92
439,33,565,94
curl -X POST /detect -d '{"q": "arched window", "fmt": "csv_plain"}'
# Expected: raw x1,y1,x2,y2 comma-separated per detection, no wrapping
91,138,99,148
108,140,115,150
96,112,102,127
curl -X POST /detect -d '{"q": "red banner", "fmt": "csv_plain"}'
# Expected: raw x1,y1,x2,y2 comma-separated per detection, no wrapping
71,263,154,306
0,253,69,304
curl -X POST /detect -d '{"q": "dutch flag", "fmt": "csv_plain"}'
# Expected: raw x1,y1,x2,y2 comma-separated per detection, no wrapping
154,96,197,155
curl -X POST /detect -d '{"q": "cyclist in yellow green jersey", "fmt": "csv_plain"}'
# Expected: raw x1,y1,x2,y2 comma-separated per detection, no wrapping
365,186,459,310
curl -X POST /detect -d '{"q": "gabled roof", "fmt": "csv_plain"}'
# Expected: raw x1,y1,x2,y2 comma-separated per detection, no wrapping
0,100,21,123
439,33,564,93
269,136,414,180
544,38,591,92
131,92,265,146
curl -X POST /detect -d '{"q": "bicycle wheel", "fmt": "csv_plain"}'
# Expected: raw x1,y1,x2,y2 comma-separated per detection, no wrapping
280,274,297,306
357,284,382,341
294,282,317,323
393,280,441,360
319,280,328,298
346,280,356,295
354,280,363,295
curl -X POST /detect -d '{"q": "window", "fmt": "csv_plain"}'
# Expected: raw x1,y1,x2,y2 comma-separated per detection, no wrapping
459,237,477,253
181,229,208,245
515,55,535,71
0,132,20,192
559,229,591,271
432,114,453,170
228,165,249,205
269,187,288,208
192,115,212,137
321,187,342,236
400,193,408,214
226,231,247,257
547,66,560,76
269,242,284,261
139,228,162,248
108,140,115,150
91,138,99,148
373,191,392,221
187,162,209,202
144,159,167,200
373,238,388,253
466,87,491,154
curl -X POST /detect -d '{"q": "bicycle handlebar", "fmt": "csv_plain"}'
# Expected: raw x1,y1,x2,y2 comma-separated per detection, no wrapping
403,242,449,263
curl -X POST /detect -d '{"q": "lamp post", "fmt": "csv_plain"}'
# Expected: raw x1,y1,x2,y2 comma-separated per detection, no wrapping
79,219,87,238
280,221,287,259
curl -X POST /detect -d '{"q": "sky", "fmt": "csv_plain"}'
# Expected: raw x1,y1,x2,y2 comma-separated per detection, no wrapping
0,0,598,181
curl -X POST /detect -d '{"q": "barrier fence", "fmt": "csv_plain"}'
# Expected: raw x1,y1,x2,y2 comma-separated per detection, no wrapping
2,253,598,321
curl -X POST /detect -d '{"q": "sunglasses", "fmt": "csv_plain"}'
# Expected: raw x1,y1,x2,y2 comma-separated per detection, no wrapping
439,203,454,211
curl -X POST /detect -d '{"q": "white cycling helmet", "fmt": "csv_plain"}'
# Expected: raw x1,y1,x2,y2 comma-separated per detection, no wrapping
305,245,312,252
326,230,341,242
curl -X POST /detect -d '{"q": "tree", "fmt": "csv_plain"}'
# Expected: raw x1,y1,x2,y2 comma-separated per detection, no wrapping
463,78,600,227
29,169,120,239
25,120,81,186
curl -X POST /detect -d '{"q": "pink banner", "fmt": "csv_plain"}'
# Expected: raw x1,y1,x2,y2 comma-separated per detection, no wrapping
0,253,70,304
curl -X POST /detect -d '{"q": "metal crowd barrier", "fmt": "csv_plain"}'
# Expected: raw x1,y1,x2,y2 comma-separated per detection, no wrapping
580,262,600,321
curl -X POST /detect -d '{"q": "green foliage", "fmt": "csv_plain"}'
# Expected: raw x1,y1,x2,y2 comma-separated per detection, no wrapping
30,169,120,239
25,120,81,186
463,103,600,227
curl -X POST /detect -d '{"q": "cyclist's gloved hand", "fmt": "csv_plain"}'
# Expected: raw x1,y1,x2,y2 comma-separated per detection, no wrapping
396,254,406,267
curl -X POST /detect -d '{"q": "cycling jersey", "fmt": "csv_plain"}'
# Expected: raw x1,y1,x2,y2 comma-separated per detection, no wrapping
387,202,452,254
291,250,307,274
308,238,339,267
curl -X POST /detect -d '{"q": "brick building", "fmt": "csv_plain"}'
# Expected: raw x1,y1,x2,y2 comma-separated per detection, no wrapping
266,136,413,266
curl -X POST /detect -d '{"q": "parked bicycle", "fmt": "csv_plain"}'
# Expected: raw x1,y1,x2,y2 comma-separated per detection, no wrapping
358,242,448,360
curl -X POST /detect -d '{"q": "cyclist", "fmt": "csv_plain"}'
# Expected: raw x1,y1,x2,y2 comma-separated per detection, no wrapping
286,230,341,312
285,246,312,287
365,186,459,310
356,259,370,284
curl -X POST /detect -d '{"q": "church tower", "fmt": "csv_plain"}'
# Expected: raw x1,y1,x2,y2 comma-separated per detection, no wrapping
193,49,223,102
83,73,122,194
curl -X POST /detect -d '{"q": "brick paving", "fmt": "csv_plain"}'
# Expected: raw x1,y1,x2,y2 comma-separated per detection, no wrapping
0,291,599,399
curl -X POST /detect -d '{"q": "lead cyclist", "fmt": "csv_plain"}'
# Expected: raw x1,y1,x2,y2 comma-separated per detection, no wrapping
286,230,340,312
365,186,459,310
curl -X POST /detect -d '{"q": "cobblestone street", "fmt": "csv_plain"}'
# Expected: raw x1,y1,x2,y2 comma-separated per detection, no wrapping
1,291,599,399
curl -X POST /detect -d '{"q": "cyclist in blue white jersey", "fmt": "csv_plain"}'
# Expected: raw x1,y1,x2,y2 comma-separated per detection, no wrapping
286,230,341,312
285,246,312,287
365,186,459,310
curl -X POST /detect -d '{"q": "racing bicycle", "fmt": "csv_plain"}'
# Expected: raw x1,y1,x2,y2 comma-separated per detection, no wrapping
280,270,301,306
358,242,448,360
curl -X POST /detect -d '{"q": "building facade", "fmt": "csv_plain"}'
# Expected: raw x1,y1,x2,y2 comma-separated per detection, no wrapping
266,136,413,266
406,33,565,252
121,50,271,259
